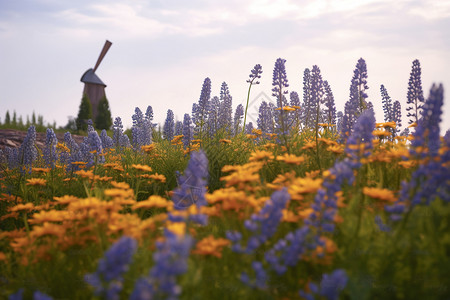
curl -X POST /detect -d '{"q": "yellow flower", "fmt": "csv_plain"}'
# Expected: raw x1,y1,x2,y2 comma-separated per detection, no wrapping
110,181,131,190
288,177,323,200
249,150,274,162
75,170,94,179
28,210,69,224
166,222,186,236
9,203,35,213
275,106,295,111
282,209,300,222
71,161,88,166
276,154,305,165
26,178,47,186
252,129,263,135
141,144,156,153
219,139,232,144
221,162,262,188
302,141,316,150
31,222,65,238
131,164,153,172
148,173,167,183
192,235,230,257
53,195,80,205
132,196,172,210
363,187,397,202
104,188,135,198
372,130,391,138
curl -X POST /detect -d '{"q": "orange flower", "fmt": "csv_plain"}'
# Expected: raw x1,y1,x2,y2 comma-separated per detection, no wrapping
26,178,47,186
9,203,35,213
141,144,156,153
192,235,230,257
131,164,153,172
53,195,80,204
249,150,274,162
104,188,134,198
219,139,232,144
0,252,6,261
166,222,186,236
363,187,397,202
132,196,172,210
148,173,166,183
110,181,130,190
302,141,316,150
282,209,300,222
28,210,69,224
276,154,305,165
31,222,65,238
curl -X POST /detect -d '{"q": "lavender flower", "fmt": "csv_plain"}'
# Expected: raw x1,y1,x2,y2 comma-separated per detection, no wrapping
5,147,19,170
113,117,125,148
100,130,114,150
386,84,447,220
193,78,211,138
207,96,220,137
87,130,103,156
271,58,289,100
172,150,208,209
43,128,58,169
163,109,175,142
229,188,290,254
381,84,393,123
174,121,183,136
218,82,233,133
85,236,137,300
182,114,192,149
8,289,23,300
132,107,152,150
393,100,402,136
241,261,267,289
247,64,263,85
300,269,348,300
18,125,37,173
310,65,324,129
245,122,254,134
145,105,154,123
243,64,262,132
33,291,53,300
233,104,244,136
323,81,336,127
257,101,274,134
130,231,193,300
289,91,301,130
406,59,424,125
341,58,369,141
302,68,313,128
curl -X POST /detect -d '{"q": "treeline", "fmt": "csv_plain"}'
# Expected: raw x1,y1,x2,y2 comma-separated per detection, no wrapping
0,110,56,132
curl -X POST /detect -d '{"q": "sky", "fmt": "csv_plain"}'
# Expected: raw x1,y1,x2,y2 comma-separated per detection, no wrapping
1,0,449,133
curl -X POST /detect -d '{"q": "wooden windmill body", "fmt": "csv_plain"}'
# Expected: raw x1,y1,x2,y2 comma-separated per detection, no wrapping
80,40,112,120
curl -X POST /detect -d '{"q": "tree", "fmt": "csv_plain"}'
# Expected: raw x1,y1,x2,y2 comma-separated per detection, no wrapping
5,111,11,125
12,111,17,126
95,96,112,130
76,94,93,131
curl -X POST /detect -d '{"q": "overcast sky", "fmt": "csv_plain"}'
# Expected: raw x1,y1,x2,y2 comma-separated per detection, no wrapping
1,0,449,133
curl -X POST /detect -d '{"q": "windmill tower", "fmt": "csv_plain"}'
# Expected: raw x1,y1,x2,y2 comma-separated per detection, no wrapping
80,40,112,120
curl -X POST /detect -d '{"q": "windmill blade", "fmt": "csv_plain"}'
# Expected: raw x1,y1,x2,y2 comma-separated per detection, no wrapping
93,40,112,73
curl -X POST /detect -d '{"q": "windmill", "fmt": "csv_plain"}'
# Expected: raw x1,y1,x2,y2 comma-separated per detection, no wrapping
80,40,112,121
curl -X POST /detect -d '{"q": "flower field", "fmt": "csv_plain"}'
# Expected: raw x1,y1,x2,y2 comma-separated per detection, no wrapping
0,58,449,300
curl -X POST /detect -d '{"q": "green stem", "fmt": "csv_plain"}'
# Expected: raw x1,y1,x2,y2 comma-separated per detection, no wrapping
242,83,253,134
